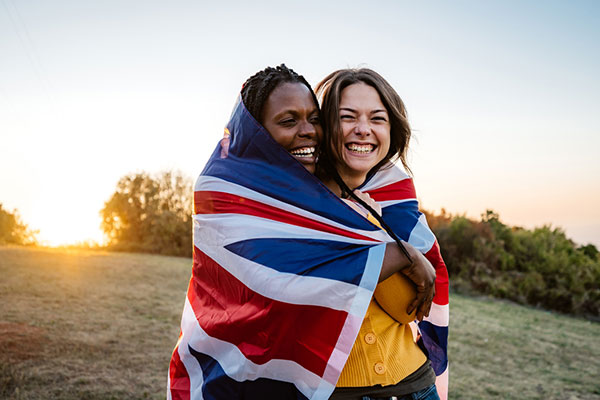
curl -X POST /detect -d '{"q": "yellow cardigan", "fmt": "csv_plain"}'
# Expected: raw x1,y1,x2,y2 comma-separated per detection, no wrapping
336,212,427,387
336,298,427,387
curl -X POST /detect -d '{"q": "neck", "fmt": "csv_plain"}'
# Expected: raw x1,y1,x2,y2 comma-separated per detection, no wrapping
338,171,367,192
323,170,367,198
319,163,367,197
323,178,342,197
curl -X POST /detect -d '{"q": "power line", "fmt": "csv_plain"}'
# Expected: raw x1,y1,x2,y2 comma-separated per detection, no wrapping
1,0,57,106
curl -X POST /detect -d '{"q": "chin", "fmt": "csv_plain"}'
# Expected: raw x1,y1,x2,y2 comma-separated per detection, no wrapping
345,163,373,177
303,164,316,174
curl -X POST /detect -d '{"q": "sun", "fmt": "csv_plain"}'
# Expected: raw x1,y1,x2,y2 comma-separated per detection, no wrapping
34,210,106,247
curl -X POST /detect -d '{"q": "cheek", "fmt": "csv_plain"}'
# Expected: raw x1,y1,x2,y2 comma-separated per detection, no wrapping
341,123,353,139
379,130,392,156
315,126,323,143
337,128,352,152
270,128,295,149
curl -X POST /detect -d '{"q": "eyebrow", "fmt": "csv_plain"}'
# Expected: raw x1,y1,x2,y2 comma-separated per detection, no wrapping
340,107,388,115
274,109,301,118
274,108,319,119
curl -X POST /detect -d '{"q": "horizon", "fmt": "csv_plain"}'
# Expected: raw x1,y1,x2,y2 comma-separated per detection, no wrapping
1,0,599,247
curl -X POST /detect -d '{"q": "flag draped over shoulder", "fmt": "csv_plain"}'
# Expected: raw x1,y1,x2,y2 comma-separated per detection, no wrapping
168,97,450,400
362,167,450,400
168,99,393,400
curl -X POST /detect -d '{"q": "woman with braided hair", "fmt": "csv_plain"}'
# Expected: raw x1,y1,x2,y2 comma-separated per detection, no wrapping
239,64,321,174
168,64,435,400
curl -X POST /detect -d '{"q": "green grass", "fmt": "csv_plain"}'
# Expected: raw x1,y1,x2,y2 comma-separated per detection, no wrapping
449,294,600,399
1,246,599,399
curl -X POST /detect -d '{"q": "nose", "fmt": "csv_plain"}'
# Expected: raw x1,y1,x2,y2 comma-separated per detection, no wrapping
354,117,370,136
298,119,316,138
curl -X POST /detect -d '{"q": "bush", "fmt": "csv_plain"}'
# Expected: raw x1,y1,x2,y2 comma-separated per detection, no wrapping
0,204,37,245
425,209,600,318
100,171,193,257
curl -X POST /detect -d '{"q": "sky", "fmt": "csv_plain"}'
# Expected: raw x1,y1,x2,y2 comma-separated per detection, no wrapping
1,0,599,247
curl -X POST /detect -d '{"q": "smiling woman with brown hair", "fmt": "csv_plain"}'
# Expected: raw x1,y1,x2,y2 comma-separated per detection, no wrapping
316,68,449,400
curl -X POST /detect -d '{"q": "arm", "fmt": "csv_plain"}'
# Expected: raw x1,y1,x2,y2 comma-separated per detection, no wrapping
350,189,436,321
382,241,436,321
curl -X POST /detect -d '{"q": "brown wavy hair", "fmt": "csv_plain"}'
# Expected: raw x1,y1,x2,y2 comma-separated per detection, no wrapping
315,68,412,181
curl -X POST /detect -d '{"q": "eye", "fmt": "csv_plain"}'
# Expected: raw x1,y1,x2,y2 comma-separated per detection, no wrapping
372,116,388,122
340,114,355,121
279,118,296,126
310,115,320,124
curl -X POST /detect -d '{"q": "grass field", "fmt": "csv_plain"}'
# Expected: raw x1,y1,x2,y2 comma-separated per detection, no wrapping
1,246,599,399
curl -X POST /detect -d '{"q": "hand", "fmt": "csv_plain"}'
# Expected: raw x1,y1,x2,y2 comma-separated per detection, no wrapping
352,190,382,217
399,243,436,321
342,198,368,217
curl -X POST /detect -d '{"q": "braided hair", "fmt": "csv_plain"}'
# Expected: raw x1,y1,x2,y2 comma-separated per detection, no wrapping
241,64,319,124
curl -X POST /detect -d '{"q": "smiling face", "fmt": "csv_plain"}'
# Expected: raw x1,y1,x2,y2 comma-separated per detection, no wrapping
336,82,391,186
261,82,322,174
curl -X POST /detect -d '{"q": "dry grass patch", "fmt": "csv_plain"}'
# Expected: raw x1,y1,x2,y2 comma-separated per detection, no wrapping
0,246,190,399
1,246,599,399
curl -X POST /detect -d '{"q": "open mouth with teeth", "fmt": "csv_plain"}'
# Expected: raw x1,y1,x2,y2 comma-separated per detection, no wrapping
289,146,316,158
346,143,376,154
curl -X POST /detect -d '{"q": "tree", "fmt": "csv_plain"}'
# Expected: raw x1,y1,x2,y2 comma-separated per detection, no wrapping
0,204,37,245
100,171,193,257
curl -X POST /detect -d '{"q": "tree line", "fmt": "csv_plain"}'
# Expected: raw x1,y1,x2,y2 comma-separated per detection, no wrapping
2,171,598,317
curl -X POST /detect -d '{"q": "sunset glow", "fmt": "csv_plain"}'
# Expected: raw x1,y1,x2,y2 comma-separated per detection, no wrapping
1,1,599,247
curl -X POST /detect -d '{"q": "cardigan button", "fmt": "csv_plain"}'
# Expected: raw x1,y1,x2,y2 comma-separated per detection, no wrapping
364,332,376,345
374,362,385,375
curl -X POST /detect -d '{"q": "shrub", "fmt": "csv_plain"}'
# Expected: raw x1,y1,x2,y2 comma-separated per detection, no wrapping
425,209,600,318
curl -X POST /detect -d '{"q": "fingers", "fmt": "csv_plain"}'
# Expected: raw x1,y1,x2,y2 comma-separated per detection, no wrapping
420,296,432,319
407,296,420,316
410,280,435,322
352,190,382,216
407,284,426,317
414,296,430,321
419,285,435,319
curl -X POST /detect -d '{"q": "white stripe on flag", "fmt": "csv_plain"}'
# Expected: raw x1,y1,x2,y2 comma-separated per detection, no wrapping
407,214,435,253
194,223,377,313
194,213,390,246
179,298,206,400
379,198,417,209
424,302,450,327
360,162,410,190
195,176,388,237
179,297,322,399
321,245,385,389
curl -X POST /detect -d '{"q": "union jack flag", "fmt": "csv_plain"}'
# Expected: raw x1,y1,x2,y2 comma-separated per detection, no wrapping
168,99,449,400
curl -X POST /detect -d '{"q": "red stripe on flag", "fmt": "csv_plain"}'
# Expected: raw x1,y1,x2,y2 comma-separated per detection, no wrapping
365,179,416,202
188,246,348,377
195,190,378,242
169,343,191,400
425,242,449,305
